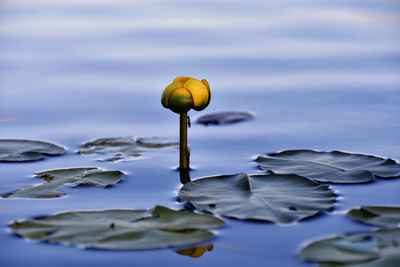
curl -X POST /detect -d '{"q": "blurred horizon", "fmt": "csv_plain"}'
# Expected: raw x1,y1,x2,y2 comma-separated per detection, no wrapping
1,0,399,98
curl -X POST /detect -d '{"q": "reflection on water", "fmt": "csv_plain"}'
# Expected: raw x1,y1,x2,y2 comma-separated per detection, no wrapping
180,168,191,184
175,244,213,258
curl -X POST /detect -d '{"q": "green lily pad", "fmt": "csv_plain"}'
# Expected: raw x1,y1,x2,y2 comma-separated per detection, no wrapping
0,139,65,162
256,150,400,183
79,136,178,162
178,173,335,224
300,228,400,267
9,205,225,250
348,206,400,228
2,167,124,198
196,111,253,126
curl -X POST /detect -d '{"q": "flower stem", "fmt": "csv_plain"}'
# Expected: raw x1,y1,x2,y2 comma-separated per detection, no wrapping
180,112,190,170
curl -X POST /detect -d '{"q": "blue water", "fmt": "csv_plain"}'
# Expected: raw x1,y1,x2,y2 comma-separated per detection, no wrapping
1,0,400,266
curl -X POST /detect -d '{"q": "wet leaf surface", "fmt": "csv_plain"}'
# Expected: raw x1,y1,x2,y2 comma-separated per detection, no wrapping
79,136,178,162
348,206,400,227
0,139,65,162
300,228,400,267
195,111,253,125
10,206,225,250
178,173,335,224
256,150,400,183
2,167,124,198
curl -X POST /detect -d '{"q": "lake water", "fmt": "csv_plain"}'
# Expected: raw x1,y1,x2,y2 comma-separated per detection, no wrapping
1,0,399,266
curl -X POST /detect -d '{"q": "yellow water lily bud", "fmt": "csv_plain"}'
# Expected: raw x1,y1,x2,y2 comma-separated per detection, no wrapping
168,88,193,114
161,76,211,114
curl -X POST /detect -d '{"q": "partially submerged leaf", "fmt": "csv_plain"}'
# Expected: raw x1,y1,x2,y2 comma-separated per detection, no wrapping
178,173,335,224
300,228,400,266
348,206,400,227
2,167,124,198
0,139,65,162
196,111,253,125
79,136,178,162
10,206,225,250
136,136,178,148
256,150,400,183
320,255,400,267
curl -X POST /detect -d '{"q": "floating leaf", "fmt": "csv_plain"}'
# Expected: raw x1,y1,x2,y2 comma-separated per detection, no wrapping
348,206,400,228
300,228,400,267
0,139,65,162
79,136,178,162
2,167,124,199
178,173,335,224
196,111,253,125
256,150,400,183
135,136,178,148
10,206,225,250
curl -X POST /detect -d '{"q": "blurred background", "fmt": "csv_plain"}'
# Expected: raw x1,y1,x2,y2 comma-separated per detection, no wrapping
1,0,400,132
1,0,399,129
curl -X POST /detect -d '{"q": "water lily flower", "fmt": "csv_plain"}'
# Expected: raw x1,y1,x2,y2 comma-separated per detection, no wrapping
161,76,211,114
161,76,211,175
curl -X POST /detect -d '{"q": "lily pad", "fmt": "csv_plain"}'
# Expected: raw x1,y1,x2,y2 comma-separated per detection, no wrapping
300,228,400,267
0,139,65,162
256,150,400,183
2,167,124,198
196,111,253,125
9,205,225,250
348,206,400,228
178,173,335,224
79,136,178,162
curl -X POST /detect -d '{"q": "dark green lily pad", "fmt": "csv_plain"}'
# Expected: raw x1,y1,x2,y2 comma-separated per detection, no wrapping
79,136,178,162
9,205,225,250
2,167,124,198
348,206,400,228
178,173,335,224
256,150,400,183
196,111,253,125
0,139,65,162
300,228,400,267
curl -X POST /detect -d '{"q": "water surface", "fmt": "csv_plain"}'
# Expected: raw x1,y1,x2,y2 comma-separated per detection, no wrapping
1,0,399,266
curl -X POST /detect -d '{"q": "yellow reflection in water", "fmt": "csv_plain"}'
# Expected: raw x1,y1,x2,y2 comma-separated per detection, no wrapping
175,244,213,258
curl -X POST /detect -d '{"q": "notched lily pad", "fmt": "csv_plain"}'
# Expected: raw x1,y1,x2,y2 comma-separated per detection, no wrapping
256,150,400,183
9,205,225,250
348,206,400,227
0,139,65,162
196,111,253,125
300,228,400,267
178,173,335,224
79,136,178,162
2,167,125,198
